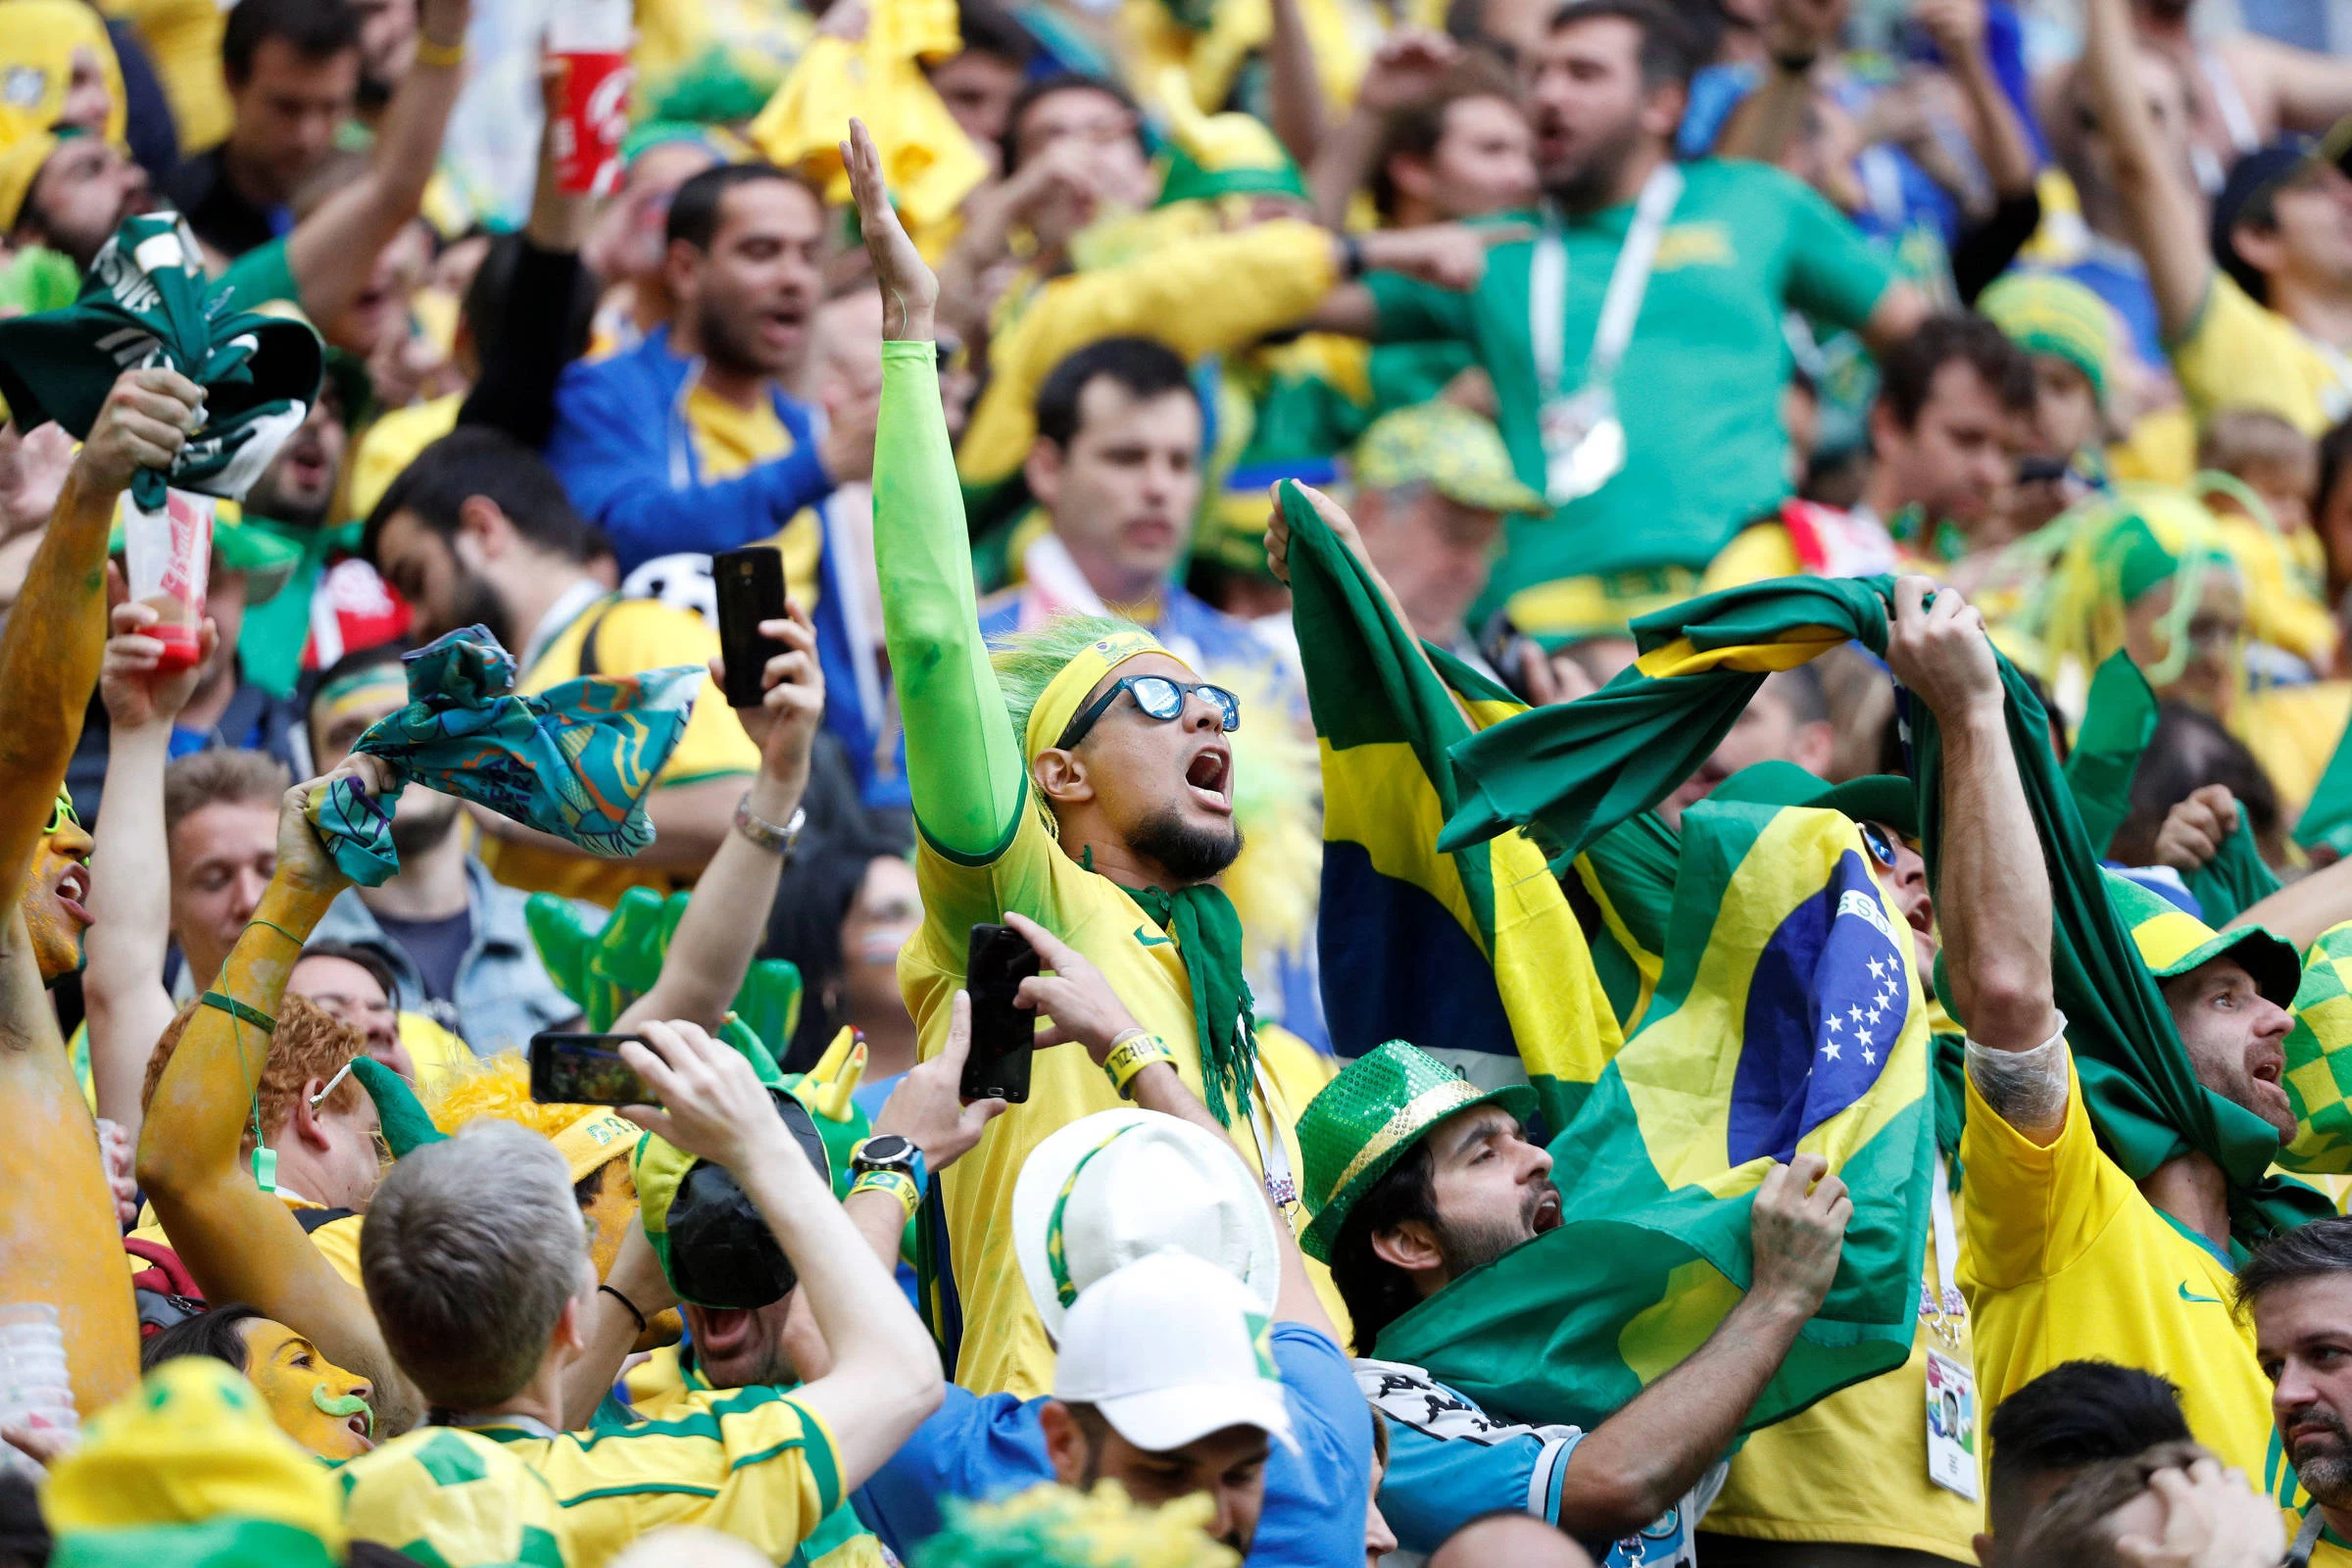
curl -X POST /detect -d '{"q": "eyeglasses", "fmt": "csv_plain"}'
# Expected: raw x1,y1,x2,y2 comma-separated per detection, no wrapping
44,795,78,836
1054,675,1241,752
1859,820,1901,871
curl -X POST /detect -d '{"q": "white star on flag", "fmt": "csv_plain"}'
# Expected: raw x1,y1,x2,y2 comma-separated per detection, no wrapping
1826,1013,1842,1033
1857,1027,1874,1051
1868,956,1886,979
1862,1047,1877,1065
1823,1039,1841,1061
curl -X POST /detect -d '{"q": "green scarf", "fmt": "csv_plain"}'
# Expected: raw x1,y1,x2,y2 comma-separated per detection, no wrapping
1438,573,2329,1245
0,214,320,511
1123,882,1257,1127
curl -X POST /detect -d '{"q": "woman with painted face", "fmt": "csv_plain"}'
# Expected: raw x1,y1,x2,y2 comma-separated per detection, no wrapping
140,1304,376,1459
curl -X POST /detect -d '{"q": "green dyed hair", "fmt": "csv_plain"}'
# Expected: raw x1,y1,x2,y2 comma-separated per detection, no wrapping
990,612,1151,751
914,1482,1237,1568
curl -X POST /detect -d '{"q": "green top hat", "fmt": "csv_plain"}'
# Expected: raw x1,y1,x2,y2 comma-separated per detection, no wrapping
1708,760,1920,840
2104,869,2301,1007
1297,1041,1536,1263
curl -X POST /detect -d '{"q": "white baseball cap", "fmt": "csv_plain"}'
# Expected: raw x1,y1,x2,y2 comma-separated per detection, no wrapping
1012,1109,1280,1341
1053,1250,1298,1455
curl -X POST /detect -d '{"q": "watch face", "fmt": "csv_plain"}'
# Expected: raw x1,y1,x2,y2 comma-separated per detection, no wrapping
860,1134,914,1165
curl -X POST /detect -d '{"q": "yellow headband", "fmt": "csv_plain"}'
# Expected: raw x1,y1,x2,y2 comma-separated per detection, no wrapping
552,1109,640,1184
1022,629,1191,761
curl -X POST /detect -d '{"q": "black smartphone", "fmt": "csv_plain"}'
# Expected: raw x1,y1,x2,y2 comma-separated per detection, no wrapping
530,1032,657,1107
960,922,1040,1103
711,546,789,710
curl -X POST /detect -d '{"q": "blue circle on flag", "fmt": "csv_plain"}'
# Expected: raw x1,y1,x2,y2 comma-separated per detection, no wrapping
1728,849,1907,1166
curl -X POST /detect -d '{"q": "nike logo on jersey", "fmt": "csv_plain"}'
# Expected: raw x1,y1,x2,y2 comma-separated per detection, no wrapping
2178,1282,2223,1304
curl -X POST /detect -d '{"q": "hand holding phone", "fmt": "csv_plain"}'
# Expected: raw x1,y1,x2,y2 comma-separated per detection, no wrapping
960,922,1040,1102
531,1032,657,1106
712,547,790,710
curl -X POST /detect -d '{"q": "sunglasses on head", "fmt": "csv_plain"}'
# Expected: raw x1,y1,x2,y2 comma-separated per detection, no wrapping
44,795,78,837
1054,674,1241,752
1859,820,1902,871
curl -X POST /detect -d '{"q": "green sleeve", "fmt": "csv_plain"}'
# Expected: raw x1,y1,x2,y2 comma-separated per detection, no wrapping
216,237,299,311
1778,172,1896,333
874,340,1026,860
1363,270,1474,348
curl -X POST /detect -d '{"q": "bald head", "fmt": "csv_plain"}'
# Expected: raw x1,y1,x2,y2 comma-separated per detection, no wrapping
1429,1514,1594,1568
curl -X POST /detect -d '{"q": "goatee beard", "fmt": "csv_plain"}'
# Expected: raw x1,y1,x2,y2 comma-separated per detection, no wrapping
1127,808,1243,884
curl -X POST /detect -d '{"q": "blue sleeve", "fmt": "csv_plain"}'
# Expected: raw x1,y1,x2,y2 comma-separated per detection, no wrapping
1254,1325,1374,1568
543,361,836,572
1363,1366,1579,1556
850,1388,1051,1564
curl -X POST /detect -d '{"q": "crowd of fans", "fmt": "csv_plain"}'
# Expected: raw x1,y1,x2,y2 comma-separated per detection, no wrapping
24,0,2352,1561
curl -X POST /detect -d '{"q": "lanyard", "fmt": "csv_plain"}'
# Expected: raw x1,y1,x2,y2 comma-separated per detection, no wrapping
1529,163,1685,402
1931,1153,1960,1306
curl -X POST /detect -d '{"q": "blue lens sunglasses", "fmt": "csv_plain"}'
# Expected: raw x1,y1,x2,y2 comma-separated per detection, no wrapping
1054,675,1241,752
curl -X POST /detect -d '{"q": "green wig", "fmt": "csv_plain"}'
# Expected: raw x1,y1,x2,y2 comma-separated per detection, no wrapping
990,612,1150,752
914,1482,1238,1568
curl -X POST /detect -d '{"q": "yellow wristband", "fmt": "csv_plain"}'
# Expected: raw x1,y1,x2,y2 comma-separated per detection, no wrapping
415,33,465,69
848,1170,920,1225
1103,1031,1174,1098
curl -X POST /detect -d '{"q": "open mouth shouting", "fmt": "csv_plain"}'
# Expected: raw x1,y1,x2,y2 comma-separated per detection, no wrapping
1184,740,1234,815
53,862,91,929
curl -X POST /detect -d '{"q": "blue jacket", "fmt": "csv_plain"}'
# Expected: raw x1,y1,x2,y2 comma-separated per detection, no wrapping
544,325,837,573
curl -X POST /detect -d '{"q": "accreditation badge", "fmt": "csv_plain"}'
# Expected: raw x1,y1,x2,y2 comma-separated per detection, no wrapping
1539,385,1625,505
1925,1348,1980,1499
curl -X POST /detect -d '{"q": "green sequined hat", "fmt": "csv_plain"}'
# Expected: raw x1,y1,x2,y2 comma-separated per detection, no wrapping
1297,1041,1535,1263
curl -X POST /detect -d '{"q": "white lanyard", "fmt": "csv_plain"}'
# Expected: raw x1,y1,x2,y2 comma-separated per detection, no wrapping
1931,1153,1960,1308
1530,163,1685,402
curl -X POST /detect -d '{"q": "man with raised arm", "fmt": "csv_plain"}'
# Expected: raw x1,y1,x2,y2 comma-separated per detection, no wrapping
0,366,203,1414
846,120,1345,1398
1916,569,2304,1495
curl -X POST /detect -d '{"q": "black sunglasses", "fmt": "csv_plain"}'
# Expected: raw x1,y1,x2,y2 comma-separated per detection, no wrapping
1055,675,1242,752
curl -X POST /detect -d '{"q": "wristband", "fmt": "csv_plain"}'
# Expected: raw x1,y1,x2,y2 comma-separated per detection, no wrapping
200,992,276,1033
598,1283,648,1334
415,33,466,69
1340,234,1366,280
1771,49,1818,73
1103,1031,1174,1098
848,1169,921,1225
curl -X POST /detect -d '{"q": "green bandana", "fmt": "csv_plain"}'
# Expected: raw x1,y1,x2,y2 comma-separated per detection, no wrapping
312,624,701,887
0,215,320,511
1122,882,1256,1127
1438,573,2330,1247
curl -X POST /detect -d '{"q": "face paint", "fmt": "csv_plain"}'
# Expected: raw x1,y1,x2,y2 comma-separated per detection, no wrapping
22,792,93,985
239,1318,375,1458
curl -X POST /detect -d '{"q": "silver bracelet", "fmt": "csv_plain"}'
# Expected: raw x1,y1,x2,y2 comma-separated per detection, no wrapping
733,795,805,861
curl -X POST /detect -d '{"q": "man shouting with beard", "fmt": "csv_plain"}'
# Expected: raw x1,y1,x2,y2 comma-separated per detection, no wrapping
846,121,1348,1400
2241,1217,2352,1563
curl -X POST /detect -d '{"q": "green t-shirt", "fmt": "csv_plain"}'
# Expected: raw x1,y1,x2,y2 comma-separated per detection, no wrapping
214,236,298,312
1366,159,1893,629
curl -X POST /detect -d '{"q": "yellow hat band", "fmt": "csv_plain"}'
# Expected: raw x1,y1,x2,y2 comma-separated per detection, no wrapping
1021,629,1191,761
552,1109,640,1184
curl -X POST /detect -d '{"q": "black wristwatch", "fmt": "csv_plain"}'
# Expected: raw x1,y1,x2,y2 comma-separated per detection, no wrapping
851,1133,927,1193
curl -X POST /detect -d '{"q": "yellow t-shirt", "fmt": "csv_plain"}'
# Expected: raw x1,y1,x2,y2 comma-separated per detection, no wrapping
2214,511,2336,668
2237,681,2352,814
339,1426,576,1568
127,1193,365,1291
1703,1201,1982,1560
1959,1058,2291,1501
463,1386,844,1568
901,793,1348,1396
480,594,760,908
2311,1522,2352,1564
2171,274,2352,438
683,384,822,610
349,393,463,523
98,0,227,151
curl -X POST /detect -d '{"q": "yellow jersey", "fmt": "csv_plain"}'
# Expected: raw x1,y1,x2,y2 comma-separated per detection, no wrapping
683,384,822,610
2171,274,2352,438
1959,1059,2294,1502
1703,1205,1982,1560
482,594,760,908
354,1386,844,1568
128,1193,364,1290
902,790,1348,1396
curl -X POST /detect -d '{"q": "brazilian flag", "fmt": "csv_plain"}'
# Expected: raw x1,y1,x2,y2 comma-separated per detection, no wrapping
1438,573,2330,1243
2280,921,2352,1172
1376,796,1934,1431
1281,483,1621,1130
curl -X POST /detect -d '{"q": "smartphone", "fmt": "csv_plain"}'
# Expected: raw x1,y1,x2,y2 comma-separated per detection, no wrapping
712,546,789,710
530,1032,657,1107
960,923,1040,1103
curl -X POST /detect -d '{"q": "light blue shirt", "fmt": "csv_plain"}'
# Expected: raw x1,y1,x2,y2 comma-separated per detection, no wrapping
311,854,583,1057
1357,1357,1720,1566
